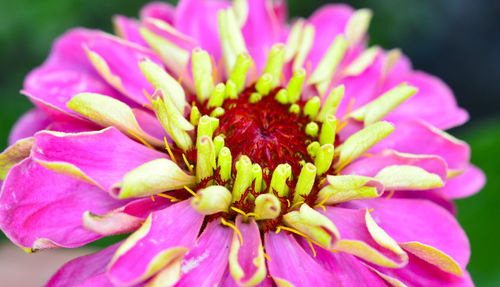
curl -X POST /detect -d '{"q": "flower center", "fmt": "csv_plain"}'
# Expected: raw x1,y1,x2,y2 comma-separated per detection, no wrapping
214,86,313,178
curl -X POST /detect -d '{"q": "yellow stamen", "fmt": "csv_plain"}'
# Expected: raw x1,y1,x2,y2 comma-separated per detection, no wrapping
246,212,258,218
362,152,374,157
231,206,248,217
385,190,395,199
221,217,243,245
336,120,348,133
276,226,329,250
307,239,317,257
157,193,180,202
368,208,374,212
164,137,177,164
263,252,272,261
210,55,218,82
127,129,154,150
177,76,183,84
182,153,194,174
319,205,326,212
150,195,155,202
184,185,198,198
280,73,286,86
286,199,291,207
314,193,333,209
290,200,304,210
344,97,356,116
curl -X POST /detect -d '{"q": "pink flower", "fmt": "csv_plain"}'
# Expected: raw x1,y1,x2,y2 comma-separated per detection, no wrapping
0,1,485,286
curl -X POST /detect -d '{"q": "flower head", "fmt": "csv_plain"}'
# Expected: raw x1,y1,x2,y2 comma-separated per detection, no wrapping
0,1,485,286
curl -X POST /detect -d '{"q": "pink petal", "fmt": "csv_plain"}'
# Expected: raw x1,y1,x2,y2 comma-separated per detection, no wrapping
132,108,169,141
299,239,388,286
346,198,470,271
23,29,126,121
264,231,339,286
107,200,204,286
382,70,469,129
140,1,176,25
230,216,266,286
306,4,354,70
219,267,274,287
175,0,230,62
342,149,448,182
113,15,149,47
321,206,407,267
371,119,470,170
84,33,165,106
0,158,126,250
176,220,232,286
242,0,285,72
436,165,485,199
31,127,168,193
391,189,456,215
8,108,52,145
47,121,98,133
83,196,173,236
46,243,120,287
370,253,474,287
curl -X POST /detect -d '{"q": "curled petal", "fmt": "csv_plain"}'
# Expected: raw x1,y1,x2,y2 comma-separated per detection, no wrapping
316,175,384,205
83,196,173,236
374,165,444,191
321,207,408,268
8,108,51,145
229,216,267,286
371,119,470,170
113,158,195,199
176,220,232,286
347,198,470,276
0,137,34,180
84,33,164,105
369,253,474,287
32,127,168,193
265,231,339,286
68,93,165,147
46,243,120,287
107,200,204,286
0,158,126,251
342,149,447,183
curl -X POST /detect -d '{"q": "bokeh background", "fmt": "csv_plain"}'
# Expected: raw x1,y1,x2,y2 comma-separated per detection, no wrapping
0,0,498,286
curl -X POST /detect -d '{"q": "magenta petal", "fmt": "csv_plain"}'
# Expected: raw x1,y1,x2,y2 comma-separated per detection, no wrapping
436,165,485,199
371,119,470,170
175,0,230,61
382,70,469,129
32,127,168,193
107,200,204,286
342,149,448,182
347,198,470,271
113,15,149,47
0,158,126,250
321,206,407,266
8,108,52,145
392,189,457,215
370,253,474,287
219,267,274,287
47,121,98,134
140,1,176,25
84,33,164,106
306,4,354,70
299,239,388,286
242,0,284,72
176,220,232,286
83,196,172,236
23,29,125,121
265,231,339,286
133,108,169,141
46,243,120,287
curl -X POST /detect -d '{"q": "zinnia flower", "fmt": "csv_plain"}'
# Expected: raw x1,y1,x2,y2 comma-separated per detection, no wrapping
0,1,485,286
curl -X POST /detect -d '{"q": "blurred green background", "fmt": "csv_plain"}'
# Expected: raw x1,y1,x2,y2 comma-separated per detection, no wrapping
0,0,498,285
